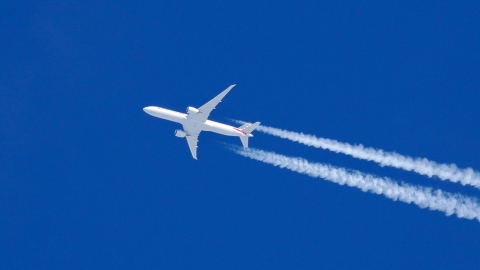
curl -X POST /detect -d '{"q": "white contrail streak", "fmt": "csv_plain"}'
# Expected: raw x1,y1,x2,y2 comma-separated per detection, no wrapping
235,120,480,189
230,147,480,222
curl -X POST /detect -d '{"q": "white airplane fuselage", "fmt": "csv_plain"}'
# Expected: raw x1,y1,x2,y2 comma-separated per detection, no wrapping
143,106,250,137
143,84,260,159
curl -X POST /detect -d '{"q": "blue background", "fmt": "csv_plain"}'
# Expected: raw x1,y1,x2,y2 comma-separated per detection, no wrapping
2,1,480,269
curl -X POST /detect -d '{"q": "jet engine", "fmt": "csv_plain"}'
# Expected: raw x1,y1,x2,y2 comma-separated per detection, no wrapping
174,130,187,138
186,106,199,114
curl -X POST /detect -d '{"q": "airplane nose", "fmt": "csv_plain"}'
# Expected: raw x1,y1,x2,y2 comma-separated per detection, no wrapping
143,106,155,115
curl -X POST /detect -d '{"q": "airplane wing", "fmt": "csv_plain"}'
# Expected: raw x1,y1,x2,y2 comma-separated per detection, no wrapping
186,135,199,160
182,123,202,159
187,84,236,122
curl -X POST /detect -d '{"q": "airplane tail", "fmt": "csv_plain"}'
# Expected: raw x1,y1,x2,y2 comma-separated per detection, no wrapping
238,121,261,148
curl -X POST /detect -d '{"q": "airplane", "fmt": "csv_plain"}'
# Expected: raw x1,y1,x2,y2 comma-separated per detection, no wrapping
143,84,260,159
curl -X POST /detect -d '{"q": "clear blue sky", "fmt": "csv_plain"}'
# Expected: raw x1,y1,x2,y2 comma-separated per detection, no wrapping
2,1,480,269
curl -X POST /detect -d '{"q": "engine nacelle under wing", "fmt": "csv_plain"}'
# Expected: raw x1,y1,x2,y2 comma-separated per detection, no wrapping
174,130,187,138
186,106,199,114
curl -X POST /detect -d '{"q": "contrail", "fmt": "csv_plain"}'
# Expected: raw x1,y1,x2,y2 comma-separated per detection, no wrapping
230,146,480,222
234,120,480,189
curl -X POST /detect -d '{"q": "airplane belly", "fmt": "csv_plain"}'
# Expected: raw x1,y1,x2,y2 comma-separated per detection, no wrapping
150,107,186,123
202,120,238,136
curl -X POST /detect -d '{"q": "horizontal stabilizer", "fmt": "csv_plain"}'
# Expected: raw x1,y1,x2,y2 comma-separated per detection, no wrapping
242,121,261,134
240,136,249,148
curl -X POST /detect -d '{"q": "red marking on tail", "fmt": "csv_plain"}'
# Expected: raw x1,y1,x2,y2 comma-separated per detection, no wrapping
233,128,247,135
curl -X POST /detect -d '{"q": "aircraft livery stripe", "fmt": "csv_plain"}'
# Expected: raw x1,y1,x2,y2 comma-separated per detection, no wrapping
233,128,247,135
